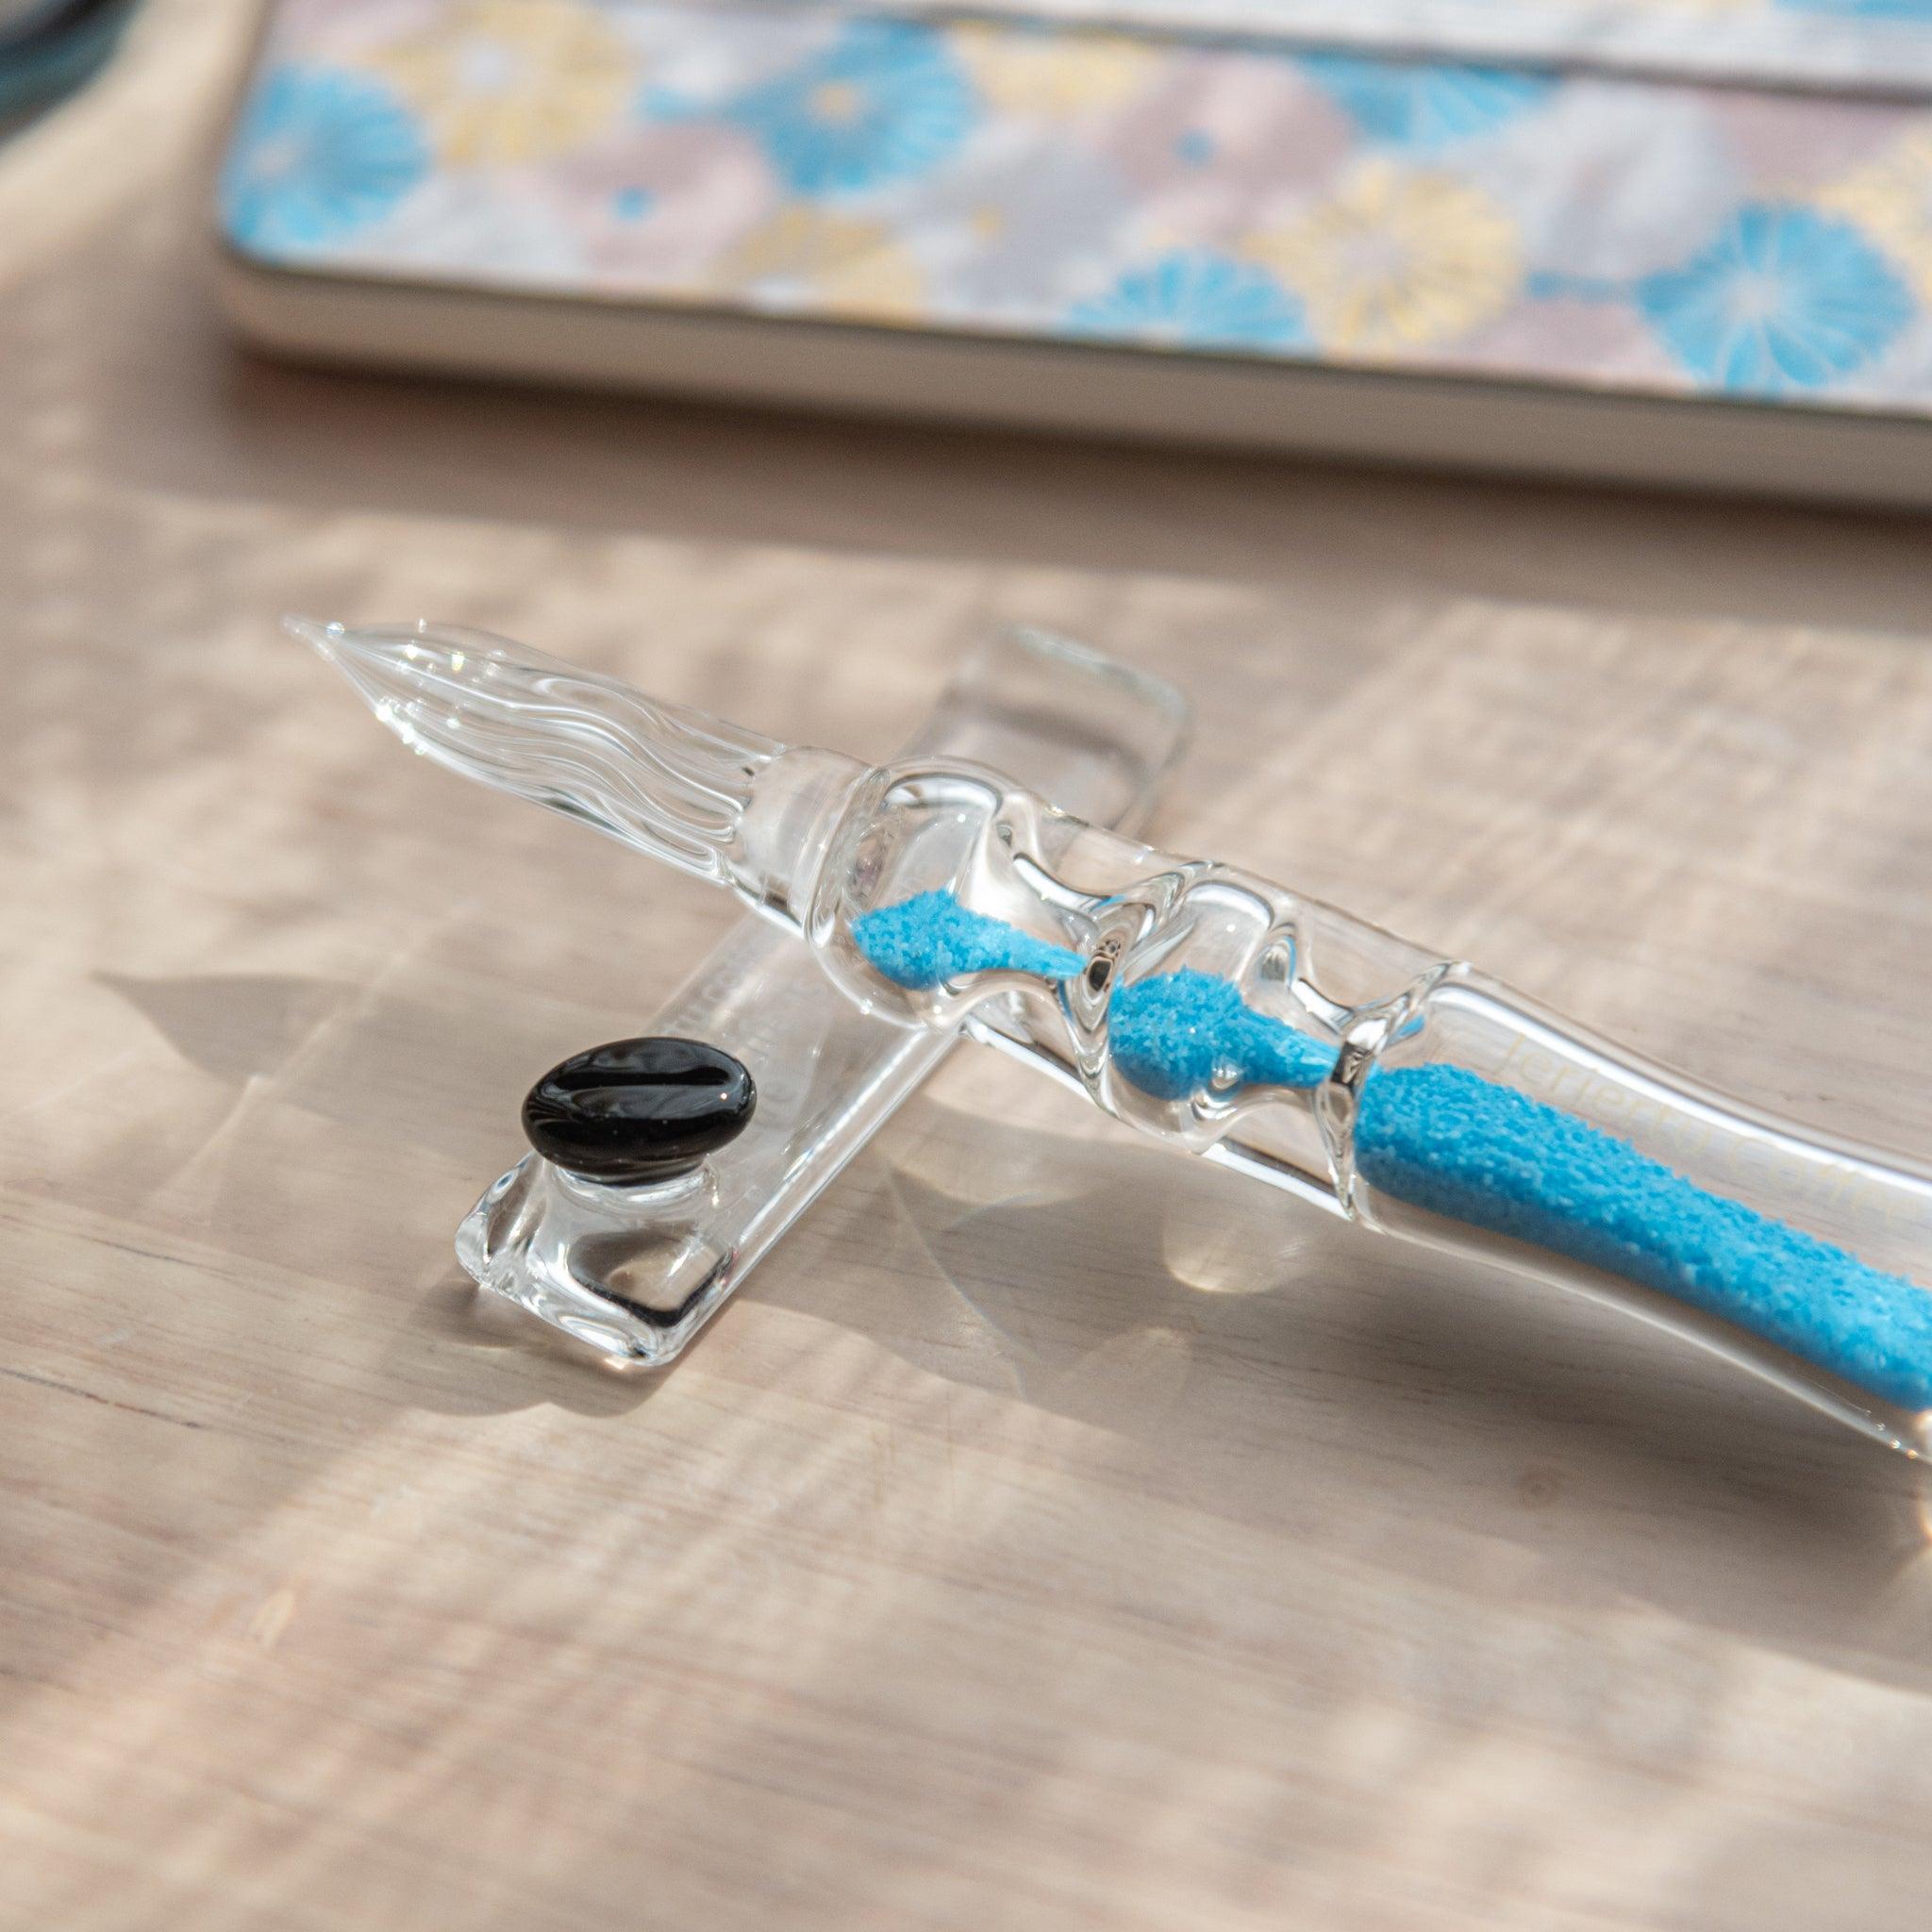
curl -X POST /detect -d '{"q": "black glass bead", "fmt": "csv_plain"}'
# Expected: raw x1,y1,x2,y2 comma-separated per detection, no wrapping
523,1037,756,1186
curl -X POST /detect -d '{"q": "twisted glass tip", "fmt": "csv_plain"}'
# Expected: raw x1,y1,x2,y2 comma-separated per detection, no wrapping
288,614,785,889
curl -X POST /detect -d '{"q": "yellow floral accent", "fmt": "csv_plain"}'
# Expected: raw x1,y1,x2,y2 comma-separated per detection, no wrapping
709,208,928,325
948,22,1157,116
374,0,632,166
1247,162,1520,355
1818,124,1932,305
808,81,867,126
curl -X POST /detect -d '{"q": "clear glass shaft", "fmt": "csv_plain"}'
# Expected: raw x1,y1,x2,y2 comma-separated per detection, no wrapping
808,759,1932,1453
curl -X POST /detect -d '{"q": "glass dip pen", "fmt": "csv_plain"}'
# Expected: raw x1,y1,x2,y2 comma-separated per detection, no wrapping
298,615,1932,1456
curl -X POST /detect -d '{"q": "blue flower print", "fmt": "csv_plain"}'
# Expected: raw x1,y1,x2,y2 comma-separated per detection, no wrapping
222,66,427,257
1068,251,1308,352
1299,55,1554,152
1636,204,1912,395
726,21,976,199
636,83,702,123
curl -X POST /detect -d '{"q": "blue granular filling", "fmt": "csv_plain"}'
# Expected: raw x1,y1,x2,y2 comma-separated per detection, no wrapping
852,890,1932,1409
1352,1063,1932,1412
1110,968,1339,1097
854,890,1085,988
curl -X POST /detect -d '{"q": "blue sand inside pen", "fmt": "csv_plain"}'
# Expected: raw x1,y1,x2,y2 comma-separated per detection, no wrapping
854,890,1932,1410
848,889,1088,987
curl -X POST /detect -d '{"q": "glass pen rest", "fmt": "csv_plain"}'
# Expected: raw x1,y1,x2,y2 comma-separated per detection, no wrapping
455,626,1189,1364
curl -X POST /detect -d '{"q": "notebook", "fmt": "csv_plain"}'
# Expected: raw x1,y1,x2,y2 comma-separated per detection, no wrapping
216,0,1932,506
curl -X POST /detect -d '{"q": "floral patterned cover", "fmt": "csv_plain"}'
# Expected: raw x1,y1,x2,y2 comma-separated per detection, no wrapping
223,0,1932,417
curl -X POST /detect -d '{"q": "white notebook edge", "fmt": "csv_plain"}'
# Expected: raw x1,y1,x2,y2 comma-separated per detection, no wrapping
217,248,1932,512
871,0,1932,95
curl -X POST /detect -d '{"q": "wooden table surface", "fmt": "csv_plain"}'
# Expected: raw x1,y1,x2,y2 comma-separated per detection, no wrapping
9,6,1932,1926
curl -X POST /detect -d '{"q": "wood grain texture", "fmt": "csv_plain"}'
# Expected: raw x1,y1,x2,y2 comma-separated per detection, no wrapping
7,6,1932,1927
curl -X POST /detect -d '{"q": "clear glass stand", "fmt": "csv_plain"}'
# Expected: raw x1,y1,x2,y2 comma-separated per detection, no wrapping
440,627,1188,1364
